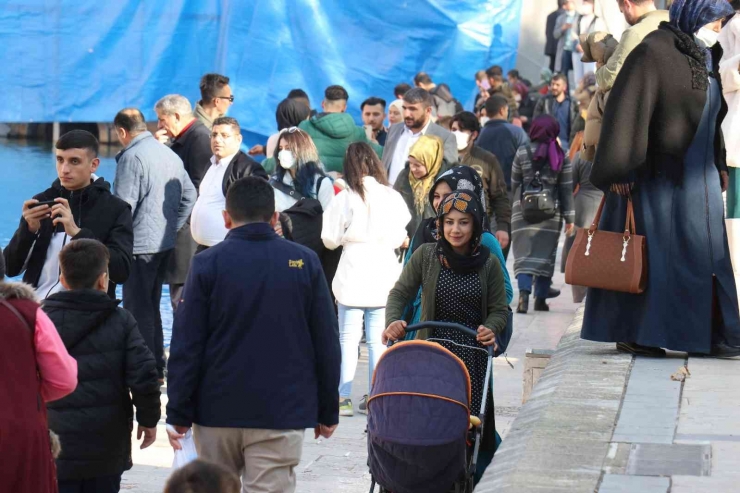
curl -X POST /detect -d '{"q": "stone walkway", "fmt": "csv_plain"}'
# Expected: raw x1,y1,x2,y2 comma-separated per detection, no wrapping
477,309,740,493
122,250,580,492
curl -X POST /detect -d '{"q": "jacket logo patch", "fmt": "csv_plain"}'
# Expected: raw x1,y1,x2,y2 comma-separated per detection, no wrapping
289,259,304,269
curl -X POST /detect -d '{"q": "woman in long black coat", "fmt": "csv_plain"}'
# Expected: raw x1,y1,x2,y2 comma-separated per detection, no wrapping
582,0,740,357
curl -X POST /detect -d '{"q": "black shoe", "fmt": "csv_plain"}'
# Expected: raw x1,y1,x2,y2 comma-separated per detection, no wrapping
709,342,740,359
616,342,666,358
517,292,530,314
546,287,561,299
534,298,549,311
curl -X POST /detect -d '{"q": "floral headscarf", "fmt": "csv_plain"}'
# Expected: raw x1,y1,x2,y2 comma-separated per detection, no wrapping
408,135,445,216
435,192,490,274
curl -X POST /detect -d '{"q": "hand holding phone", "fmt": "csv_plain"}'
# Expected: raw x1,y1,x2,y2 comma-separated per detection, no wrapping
22,199,56,234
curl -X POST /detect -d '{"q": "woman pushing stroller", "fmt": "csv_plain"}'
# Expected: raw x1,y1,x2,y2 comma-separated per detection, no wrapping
383,190,508,480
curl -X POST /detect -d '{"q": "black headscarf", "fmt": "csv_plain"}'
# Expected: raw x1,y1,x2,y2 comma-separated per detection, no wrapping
275,98,311,131
411,166,490,255
435,192,490,275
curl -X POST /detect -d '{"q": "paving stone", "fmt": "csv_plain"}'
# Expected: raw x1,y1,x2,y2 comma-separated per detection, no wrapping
598,474,669,493
625,443,711,477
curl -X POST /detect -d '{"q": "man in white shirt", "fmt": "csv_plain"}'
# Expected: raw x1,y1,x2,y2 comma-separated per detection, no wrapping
191,117,268,250
381,88,457,186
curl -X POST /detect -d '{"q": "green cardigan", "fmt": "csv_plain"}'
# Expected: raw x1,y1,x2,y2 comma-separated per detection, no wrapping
385,243,509,338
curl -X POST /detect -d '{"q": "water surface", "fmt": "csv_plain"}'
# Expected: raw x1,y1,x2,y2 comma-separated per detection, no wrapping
0,139,174,345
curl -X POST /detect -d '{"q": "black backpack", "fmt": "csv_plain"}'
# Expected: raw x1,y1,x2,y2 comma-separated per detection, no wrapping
520,146,558,224
271,176,328,255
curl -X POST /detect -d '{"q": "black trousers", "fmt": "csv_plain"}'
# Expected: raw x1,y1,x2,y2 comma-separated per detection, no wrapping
123,250,172,378
58,474,122,493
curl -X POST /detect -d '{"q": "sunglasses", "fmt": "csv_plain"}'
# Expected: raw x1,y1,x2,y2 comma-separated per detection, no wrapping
216,95,235,103
280,127,300,134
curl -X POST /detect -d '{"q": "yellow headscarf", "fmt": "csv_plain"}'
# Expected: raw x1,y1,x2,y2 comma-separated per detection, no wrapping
408,135,445,215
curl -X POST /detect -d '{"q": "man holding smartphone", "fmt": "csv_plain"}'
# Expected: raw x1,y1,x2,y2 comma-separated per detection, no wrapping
3,130,133,299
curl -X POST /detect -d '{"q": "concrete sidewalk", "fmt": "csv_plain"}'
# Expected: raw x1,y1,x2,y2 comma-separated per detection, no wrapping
477,309,740,493
122,252,581,492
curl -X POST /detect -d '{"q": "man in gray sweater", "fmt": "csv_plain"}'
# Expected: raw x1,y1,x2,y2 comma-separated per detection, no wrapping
114,108,196,380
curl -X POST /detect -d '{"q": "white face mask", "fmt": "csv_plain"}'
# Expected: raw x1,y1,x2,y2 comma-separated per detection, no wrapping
695,27,720,49
479,116,490,126
278,150,296,170
453,131,470,151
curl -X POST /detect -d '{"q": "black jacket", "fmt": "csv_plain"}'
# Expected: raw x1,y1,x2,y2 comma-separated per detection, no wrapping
3,177,133,298
592,24,728,190
42,289,161,481
221,151,269,195
534,94,579,140
170,120,213,191
545,9,564,56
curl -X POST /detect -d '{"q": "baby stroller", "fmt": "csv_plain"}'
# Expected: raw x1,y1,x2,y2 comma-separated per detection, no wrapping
367,322,494,493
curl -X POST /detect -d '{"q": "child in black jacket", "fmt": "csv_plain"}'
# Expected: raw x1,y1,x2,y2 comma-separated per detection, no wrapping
43,239,161,493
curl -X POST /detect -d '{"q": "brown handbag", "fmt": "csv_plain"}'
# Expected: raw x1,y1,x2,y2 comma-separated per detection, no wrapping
565,195,647,294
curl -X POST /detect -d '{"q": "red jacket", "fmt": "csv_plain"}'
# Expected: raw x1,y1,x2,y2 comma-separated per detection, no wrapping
0,282,77,493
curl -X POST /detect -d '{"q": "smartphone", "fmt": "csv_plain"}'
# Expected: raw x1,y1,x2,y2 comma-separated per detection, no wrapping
31,200,57,208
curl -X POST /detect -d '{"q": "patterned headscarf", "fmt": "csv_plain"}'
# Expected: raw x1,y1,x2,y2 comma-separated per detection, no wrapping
670,0,734,35
435,192,490,275
430,166,489,228
408,135,445,215
529,115,565,172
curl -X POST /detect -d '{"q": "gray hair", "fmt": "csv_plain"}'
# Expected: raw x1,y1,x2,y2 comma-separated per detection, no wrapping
154,94,193,117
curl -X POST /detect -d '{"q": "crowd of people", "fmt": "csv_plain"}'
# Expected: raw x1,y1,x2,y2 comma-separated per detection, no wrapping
4,0,740,492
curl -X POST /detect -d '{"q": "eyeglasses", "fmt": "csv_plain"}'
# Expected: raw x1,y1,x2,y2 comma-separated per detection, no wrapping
215,95,235,103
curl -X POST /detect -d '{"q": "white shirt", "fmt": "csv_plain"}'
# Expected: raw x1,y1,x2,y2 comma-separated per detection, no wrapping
321,177,411,307
388,120,432,186
191,153,235,247
273,173,335,212
35,232,68,299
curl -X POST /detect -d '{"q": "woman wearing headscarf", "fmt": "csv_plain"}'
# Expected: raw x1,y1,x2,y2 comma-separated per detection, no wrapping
394,135,450,238
583,0,740,358
402,166,513,330
388,99,404,126
511,115,575,313
259,99,311,173
384,191,508,481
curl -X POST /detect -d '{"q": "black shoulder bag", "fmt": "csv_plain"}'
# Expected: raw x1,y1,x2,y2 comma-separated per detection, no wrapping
520,146,558,224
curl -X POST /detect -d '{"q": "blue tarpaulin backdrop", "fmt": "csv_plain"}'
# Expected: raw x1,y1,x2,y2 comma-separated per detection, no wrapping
0,1,522,140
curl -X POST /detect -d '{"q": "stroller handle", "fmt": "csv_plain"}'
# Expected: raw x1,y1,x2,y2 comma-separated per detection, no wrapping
405,321,494,357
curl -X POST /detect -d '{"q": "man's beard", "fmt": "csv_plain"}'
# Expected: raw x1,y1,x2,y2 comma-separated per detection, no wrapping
405,116,426,130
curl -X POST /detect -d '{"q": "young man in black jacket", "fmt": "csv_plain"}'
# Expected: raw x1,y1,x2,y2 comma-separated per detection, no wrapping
43,239,161,493
166,177,340,493
3,130,133,299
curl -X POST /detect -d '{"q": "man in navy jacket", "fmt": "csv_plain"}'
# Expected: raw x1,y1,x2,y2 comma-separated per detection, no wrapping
166,177,340,492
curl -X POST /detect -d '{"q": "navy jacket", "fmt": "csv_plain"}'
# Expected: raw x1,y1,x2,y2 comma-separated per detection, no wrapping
166,223,340,429
476,119,529,189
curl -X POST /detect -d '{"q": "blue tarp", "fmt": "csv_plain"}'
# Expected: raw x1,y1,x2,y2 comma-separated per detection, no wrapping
0,1,522,141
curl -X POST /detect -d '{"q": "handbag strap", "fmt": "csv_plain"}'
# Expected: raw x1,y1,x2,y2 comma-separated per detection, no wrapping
588,194,637,236
271,178,306,201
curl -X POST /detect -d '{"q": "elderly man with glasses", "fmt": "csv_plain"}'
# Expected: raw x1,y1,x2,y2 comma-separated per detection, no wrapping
190,117,268,252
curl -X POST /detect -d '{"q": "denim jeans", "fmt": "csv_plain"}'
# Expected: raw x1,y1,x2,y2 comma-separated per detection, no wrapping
517,274,551,299
338,304,386,398
123,250,172,378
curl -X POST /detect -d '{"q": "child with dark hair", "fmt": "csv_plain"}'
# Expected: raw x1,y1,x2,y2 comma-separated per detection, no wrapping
164,460,240,493
42,239,161,493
